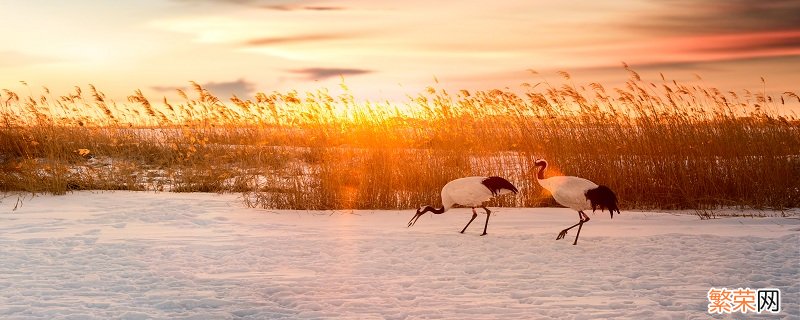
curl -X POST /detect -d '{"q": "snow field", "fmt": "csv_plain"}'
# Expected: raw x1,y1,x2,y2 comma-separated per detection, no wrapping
0,191,797,319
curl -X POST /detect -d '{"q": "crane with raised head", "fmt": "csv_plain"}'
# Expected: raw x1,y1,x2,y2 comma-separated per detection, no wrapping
533,159,620,245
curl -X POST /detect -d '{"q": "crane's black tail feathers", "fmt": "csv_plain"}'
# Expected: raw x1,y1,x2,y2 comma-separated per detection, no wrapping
482,176,519,196
585,185,621,219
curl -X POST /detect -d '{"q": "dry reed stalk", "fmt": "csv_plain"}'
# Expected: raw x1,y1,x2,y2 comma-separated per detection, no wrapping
0,74,798,210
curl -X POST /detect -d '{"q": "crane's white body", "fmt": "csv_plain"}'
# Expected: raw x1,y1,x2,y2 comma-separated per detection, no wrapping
408,175,518,235
537,175,598,211
441,176,515,210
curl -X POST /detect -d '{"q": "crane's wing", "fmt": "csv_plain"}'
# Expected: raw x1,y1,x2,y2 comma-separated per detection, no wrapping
481,176,518,196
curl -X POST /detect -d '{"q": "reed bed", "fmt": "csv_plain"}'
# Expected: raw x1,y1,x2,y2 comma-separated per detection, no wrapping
1,70,798,210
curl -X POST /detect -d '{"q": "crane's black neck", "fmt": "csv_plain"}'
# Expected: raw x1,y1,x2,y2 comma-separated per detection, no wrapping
536,162,547,180
420,206,446,214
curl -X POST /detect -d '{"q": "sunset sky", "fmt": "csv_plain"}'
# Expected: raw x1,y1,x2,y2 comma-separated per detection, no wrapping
1,0,798,103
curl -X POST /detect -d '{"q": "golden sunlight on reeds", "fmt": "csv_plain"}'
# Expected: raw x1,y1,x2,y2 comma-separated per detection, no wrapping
1,69,799,210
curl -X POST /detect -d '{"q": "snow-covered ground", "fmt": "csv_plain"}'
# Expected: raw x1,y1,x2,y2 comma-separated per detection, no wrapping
0,191,797,319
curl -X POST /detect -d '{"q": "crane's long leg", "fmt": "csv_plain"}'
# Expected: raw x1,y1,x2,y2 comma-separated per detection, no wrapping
557,211,591,245
460,208,478,233
480,206,491,236
572,211,590,245
556,212,583,240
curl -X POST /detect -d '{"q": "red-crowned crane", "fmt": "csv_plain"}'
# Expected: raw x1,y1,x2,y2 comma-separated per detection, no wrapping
534,159,620,245
407,176,518,236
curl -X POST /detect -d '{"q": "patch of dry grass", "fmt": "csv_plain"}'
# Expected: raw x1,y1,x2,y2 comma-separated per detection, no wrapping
1,69,798,210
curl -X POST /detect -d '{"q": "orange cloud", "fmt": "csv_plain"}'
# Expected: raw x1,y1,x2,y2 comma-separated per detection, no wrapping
289,67,372,80
244,33,358,46
653,30,800,63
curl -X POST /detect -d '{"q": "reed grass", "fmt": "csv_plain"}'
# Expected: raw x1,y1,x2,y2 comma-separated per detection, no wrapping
1,69,798,210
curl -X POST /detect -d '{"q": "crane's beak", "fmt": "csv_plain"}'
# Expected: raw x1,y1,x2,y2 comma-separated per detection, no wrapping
407,209,424,227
